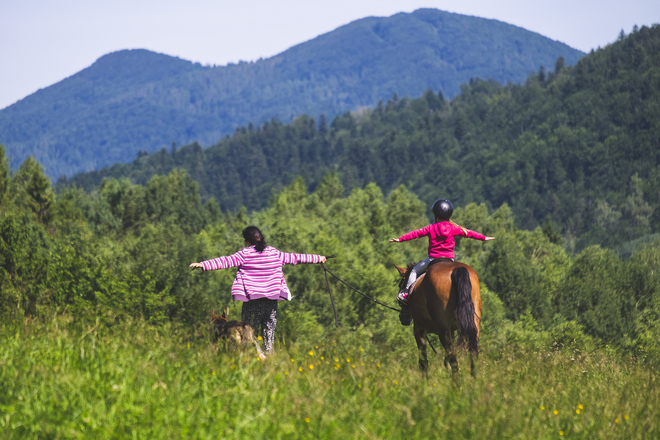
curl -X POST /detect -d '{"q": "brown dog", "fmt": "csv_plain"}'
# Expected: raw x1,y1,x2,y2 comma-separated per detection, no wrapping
211,310,265,359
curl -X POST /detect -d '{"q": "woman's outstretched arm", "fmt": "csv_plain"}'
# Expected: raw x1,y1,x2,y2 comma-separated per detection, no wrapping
279,251,327,265
190,251,246,271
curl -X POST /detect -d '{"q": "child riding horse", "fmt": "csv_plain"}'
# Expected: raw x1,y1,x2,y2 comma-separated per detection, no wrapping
390,199,494,325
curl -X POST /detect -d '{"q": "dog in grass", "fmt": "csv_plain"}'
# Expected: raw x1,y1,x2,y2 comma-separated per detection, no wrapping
211,310,265,359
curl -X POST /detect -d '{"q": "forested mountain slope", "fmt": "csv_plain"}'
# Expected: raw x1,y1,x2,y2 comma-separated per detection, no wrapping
0,8,583,179
64,25,660,252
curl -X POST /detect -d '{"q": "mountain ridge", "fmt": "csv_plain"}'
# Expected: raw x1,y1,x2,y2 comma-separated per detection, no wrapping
0,8,584,178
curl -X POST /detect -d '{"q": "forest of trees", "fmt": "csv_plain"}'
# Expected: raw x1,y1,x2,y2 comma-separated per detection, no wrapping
4,142,660,365
64,24,660,254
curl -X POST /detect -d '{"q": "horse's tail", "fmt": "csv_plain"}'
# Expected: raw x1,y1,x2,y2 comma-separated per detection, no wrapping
452,267,479,354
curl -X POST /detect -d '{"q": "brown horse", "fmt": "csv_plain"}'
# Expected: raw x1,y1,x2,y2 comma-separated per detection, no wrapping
395,260,481,376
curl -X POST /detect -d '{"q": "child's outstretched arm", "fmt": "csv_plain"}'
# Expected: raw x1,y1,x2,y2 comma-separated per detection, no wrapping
453,222,495,241
390,225,430,244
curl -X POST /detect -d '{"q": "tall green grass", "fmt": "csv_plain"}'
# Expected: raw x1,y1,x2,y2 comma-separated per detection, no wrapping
0,317,658,439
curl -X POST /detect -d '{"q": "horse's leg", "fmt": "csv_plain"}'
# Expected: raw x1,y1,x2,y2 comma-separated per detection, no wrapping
471,283,482,378
469,304,481,377
438,329,458,375
469,347,478,377
413,325,429,377
428,300,458,375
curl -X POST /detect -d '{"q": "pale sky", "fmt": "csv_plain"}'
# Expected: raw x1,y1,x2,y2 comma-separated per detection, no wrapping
1,0,658,110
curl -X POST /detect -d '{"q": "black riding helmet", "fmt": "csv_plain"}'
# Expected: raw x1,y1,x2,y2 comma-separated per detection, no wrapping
432,199,453,220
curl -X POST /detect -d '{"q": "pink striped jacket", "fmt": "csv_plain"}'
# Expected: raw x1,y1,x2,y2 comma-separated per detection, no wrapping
201,245,323,302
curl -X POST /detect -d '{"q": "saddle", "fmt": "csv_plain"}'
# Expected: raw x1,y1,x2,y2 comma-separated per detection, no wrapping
427,257,455,269
408,258,455,292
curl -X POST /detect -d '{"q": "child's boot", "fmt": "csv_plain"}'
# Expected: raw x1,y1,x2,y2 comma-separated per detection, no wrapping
397,290,412,326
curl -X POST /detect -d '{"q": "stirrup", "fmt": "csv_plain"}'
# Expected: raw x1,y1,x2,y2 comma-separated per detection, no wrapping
399,309,412,326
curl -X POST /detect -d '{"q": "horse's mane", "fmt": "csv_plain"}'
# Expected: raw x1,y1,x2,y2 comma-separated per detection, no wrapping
398,262,419,290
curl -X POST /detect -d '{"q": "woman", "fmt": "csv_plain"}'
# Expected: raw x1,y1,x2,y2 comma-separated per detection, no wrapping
190,226,326,353
390,199,494,324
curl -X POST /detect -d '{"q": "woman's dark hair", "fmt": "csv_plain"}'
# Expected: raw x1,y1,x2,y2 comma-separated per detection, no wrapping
242,226,267,252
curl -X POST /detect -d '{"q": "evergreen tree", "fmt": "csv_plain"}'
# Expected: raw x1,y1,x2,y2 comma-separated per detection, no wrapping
315,171,344,204
11,156,55,225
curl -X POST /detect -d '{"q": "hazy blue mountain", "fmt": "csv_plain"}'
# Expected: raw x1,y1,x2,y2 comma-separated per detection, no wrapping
0,8,584,178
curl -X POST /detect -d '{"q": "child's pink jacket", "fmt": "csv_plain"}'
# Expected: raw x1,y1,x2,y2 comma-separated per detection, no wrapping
397,221,486,259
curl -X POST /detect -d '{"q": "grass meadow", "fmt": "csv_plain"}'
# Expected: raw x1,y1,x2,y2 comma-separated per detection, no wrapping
1,316,658,439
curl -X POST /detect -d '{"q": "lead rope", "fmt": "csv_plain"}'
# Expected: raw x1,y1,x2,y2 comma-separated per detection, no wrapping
321,262,401,312
321,258,339,328
320,256,437,353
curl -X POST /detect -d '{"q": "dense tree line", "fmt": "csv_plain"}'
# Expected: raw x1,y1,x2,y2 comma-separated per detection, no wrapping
6,146,660,364
64,25,660,253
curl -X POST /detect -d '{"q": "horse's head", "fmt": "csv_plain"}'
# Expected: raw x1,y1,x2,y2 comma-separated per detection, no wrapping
394,263,417,290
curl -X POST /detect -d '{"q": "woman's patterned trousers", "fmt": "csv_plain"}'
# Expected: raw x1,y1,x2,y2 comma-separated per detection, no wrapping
242,298,278,353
